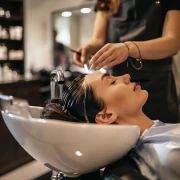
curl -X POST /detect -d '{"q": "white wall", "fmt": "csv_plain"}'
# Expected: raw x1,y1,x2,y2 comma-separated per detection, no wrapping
24,0,95,74
79,12,96,46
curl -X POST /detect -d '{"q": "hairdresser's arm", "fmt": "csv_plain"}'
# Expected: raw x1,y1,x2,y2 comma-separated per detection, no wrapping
90,10,180,70
73,11,109,67
128,10,180,60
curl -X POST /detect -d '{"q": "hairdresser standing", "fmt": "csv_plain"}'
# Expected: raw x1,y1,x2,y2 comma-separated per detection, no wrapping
73,0,180,123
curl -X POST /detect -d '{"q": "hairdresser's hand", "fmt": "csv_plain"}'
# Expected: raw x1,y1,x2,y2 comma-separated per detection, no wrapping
90,43,128,70
73,44,95,67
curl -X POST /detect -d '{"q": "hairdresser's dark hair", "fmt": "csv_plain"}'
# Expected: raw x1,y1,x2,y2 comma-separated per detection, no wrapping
41,74,105,123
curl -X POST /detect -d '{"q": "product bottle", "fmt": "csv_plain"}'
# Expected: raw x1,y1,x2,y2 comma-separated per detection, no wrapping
0,64,2,81
1,43,7,60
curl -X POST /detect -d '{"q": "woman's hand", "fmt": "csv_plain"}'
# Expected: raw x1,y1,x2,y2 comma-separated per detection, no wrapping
73,44,95,67
89,43,129,70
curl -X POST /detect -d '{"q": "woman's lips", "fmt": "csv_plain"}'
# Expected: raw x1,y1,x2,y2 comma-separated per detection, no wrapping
132,82,141,91
135,84,141,90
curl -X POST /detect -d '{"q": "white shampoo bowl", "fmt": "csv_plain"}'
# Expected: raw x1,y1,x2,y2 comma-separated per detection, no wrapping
1,106,140,177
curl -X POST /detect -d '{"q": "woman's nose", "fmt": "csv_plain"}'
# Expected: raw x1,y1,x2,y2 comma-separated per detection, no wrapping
121,74,131,83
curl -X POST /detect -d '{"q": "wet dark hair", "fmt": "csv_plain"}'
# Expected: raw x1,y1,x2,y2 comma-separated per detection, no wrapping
41,74,105,123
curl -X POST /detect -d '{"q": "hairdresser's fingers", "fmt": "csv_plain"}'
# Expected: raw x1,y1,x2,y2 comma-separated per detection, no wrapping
91,49,113,69
92,43,129,69
81,45,92,64
102,58,121,69
73,48,84,67
93,54,116,70
91,44,119,69
90,43,111,66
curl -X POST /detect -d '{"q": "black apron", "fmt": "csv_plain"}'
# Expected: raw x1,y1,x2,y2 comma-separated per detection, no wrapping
107,0,179,123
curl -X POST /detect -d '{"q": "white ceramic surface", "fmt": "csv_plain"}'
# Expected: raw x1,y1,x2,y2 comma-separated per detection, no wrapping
1,106,140,177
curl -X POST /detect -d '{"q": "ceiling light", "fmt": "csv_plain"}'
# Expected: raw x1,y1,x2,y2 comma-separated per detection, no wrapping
75,151,82,156
61,11,72,17
80,8,91,14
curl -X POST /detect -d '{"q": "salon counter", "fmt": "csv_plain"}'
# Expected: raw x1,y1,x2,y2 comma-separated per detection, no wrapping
0,76,42,176
0,76,42,105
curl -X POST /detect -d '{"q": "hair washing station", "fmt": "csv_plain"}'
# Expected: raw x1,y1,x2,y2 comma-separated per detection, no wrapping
0,70,140,180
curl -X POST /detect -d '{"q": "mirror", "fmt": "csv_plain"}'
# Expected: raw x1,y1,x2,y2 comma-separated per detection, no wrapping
51,4,96,71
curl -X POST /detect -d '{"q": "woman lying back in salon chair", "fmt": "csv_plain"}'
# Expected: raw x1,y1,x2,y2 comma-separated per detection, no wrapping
41,72,180,180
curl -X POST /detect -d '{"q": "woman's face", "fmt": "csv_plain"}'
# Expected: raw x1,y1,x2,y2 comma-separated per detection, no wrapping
85,73,148,118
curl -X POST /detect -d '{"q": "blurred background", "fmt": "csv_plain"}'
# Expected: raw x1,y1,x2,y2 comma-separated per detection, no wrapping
0,0,180,179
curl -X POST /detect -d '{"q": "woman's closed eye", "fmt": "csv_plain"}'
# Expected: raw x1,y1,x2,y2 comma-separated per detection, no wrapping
111,80,116,85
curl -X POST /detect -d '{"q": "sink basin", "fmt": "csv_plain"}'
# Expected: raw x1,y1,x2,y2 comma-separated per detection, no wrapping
1,106,140,177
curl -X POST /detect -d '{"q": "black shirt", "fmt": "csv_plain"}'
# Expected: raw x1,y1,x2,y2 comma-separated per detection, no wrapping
161,0,180,12
161,0,180,21
94,0,180,66
95,0,180,15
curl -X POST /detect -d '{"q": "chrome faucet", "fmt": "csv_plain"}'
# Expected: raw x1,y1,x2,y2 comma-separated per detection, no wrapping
50,70,65,104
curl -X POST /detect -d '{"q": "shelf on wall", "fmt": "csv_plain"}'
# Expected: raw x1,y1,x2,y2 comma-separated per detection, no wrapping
0,39,23,42
0,0,24,76
0,59,24,62
0,16,23,21
0,60,24,74
0,0,23,2
0,16,23,26
0,60,24,63
0,0,30,174
0,39,23,48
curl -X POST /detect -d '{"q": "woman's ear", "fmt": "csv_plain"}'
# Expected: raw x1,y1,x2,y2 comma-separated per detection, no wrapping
95,110,118,124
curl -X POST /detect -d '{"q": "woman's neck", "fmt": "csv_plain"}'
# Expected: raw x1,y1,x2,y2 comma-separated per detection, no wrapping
116,111,154,135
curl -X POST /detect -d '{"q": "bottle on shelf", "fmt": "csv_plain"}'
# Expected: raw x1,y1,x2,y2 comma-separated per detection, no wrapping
0,7,5,17
9,49,24,60
1,28,9,39
0,7,11,18
9,26,23,40
0,64,2,81
2,63,12,80
5,10,11,18
15,26,23,40
0,1,24,77
0,43,7,60
9,26,15,40
0,25,2,38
